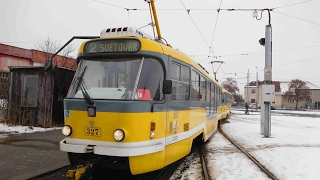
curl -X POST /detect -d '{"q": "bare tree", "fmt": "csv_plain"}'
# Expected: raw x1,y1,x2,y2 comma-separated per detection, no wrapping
34,36,75,67
233,93,244,104
283,79,310,109
222,77,240,102
222,77,239,94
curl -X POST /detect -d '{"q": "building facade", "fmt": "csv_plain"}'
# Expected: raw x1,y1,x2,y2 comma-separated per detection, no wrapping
244,81,281,108
281,89,320,110
244,80,320,110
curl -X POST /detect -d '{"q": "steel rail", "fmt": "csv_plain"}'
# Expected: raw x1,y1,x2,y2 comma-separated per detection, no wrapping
218,124,278,180
198,144,211,180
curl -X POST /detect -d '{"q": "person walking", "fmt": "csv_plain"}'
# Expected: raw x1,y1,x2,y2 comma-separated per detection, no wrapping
245,102,249,114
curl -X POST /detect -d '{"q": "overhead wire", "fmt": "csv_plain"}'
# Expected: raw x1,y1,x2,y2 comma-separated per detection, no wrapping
273,54,320,68
272,11,320,26
90,0,320,86
92,0,128,10
273,0,314,9
179,0,210,48
229,54,320,82
191,43,320,59
209,0,223,56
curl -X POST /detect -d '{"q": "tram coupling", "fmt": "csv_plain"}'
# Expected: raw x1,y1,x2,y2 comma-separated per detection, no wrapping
66,162,93,180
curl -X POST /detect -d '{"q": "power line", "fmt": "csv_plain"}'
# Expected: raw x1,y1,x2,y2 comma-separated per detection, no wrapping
209,0,223,56
273,54,320,68
272,11,320,26
92,0,127,10
217,54,320,81
192,44,320,59
273,0,314,9
179,0,210,48
92,0,138,11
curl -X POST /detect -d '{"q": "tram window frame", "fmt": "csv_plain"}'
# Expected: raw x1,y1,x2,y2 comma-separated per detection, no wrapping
206,81,211,103
170,62,190,101
200,76,206,101
211,83,216,113
191,70,200,101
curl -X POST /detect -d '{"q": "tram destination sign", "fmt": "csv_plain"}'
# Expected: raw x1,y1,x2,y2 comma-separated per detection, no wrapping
84,39,141,54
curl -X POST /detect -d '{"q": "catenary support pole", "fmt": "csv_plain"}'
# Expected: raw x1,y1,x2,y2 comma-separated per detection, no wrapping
264,24,272,138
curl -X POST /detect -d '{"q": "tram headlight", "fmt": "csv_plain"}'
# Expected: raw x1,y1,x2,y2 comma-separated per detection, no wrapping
113,129,125,141
150,130,155,139
62,125,72,136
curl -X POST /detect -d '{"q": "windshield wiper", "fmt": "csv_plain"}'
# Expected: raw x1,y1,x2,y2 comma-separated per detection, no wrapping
132,57,144,100
76,66,94,105
75,66,87,93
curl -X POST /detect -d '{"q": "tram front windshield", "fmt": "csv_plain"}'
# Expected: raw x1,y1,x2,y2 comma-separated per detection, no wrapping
67,57,164,101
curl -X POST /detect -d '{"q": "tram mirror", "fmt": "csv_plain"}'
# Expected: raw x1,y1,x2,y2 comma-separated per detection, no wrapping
163,80,172,94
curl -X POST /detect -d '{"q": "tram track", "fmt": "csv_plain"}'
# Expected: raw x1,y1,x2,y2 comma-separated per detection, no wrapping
218,121,279,180
198,143,210,180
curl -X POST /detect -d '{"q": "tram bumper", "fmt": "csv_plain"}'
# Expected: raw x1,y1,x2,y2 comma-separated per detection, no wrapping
60,138,165,156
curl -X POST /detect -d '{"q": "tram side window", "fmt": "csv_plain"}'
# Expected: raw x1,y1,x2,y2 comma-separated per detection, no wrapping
217,88,221,103
211,83,216,113
191,70,200,101
170,62,190,101
200,76,206,102
221,93,225,104
206,81,210,103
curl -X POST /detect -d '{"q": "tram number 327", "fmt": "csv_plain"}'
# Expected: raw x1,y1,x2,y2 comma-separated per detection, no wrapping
84,127,101,136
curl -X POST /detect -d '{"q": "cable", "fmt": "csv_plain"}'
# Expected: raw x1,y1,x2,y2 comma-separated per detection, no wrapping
272,11,320,26
197,56,212,63
273,54,320,68
273,0,313,9
179,0,210,48
92,0,139,11
218,55,320,82
92,0,127,10
191,44,320,59
209,0,223,56
127,10,132,26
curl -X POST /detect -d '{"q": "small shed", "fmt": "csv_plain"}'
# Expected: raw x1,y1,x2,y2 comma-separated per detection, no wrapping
8,61,75,127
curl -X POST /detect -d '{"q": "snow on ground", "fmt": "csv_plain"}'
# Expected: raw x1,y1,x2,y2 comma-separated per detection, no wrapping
1,109,320,179
0,123,61,138
171,109,320,180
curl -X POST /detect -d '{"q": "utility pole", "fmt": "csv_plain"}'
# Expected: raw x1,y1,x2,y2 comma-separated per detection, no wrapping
254,9,275,138
256,67,258,110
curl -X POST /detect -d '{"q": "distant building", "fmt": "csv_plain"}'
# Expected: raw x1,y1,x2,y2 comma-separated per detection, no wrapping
244,80,320,110
244,81,281,108
281,89,320,110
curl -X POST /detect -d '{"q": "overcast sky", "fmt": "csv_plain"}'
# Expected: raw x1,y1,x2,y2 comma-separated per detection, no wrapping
1,0,320,93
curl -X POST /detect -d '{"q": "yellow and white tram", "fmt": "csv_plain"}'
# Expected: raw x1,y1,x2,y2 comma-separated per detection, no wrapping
59,1,231,175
